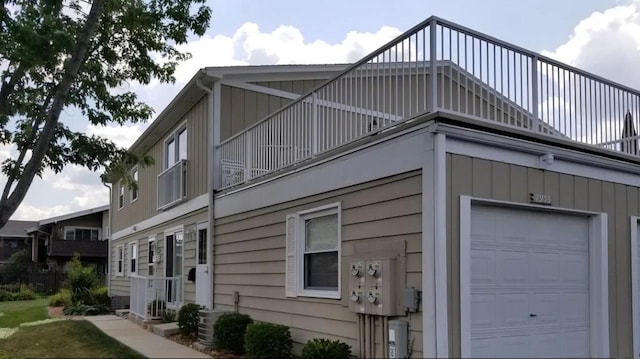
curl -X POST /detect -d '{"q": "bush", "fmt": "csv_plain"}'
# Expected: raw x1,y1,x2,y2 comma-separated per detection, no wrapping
89,286,110,308
0,286,37,302
177,303,200,336
147,299,166,317
214,312,253,354
301,338,352,359
67,254,98,304
244,322,293,359
49,289,72,307
63,303,110,316
162,309,176,323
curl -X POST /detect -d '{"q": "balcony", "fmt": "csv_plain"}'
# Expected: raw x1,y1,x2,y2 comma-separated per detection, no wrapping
157,159,187,210
47,238,107,258
215,16,640,190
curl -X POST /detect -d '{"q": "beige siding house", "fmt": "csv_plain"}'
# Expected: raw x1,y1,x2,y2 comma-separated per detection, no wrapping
108,16,640,358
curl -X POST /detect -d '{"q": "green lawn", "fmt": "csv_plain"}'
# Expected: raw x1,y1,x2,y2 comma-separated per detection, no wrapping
0,297,49,328
0,320,145,359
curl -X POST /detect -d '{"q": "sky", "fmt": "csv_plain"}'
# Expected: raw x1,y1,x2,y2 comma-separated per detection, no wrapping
4,0,640,220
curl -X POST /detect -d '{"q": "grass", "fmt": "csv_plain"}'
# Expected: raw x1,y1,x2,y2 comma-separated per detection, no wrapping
0,320,145,359
0,297,49,328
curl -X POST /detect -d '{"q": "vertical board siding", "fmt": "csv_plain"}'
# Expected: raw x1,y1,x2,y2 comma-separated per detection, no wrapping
109,209,207,302
112,96,209,233
447,153,640,358
214,172,423,357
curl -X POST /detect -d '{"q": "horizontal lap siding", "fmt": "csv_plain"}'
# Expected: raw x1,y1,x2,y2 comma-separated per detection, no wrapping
109,209,207,302
447,154,639,359
214,171,423,357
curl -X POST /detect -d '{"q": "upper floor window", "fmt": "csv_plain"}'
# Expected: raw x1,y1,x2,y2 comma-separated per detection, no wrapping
165,125,187,169
131,167,139,202
64,227,101,241
118,184,124,209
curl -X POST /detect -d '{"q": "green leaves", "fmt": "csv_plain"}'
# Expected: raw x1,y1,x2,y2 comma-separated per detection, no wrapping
0,0,211,226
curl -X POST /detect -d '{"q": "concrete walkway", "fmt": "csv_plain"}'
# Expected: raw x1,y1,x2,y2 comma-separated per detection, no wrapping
85,315,211,358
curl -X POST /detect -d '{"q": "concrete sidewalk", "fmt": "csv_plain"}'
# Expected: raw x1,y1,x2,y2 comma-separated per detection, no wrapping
85,315,211,358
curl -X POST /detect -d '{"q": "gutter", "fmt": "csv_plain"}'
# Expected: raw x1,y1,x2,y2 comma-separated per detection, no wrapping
102,182,112,295
196,75,216,310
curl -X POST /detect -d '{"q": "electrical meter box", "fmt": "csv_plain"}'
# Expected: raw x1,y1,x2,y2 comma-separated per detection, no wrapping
348,258,400,315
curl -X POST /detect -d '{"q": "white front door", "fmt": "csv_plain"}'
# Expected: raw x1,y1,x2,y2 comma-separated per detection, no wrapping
195,225,211,308
469,205,590,358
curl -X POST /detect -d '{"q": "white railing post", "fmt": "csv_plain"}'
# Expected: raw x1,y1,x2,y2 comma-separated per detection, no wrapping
429,18,438,112
531,56,539,128
312,92,318,156
245,131,252,182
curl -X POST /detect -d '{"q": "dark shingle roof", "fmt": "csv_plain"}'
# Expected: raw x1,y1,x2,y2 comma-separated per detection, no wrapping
0,220,38,238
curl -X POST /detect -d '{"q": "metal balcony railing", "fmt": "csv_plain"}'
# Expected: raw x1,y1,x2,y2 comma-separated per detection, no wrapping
129,275,182,320
216,16,640,190
157,160,187,210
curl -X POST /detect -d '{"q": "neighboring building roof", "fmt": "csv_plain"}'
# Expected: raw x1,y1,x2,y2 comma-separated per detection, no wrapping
38,204,109,226
0,220,38,238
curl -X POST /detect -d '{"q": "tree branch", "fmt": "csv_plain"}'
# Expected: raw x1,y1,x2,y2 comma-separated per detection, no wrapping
0,65,25,119
0,0,106,225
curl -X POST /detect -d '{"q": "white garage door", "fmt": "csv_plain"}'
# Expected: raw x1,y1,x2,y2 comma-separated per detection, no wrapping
469,205,590,358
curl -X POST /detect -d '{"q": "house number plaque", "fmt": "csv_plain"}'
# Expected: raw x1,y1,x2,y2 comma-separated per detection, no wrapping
529,193,552,205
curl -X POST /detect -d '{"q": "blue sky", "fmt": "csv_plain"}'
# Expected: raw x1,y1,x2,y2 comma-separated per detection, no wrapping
6,0,640,220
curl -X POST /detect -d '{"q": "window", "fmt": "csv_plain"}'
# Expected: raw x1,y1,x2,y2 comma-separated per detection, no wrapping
118,184,124,209
148,237,156,276
116,245,124,277
285,203,341,299
197,228,207,265
129,242,137,275
164,228,183,278
131,167,139,202
165,125,187,169
64,227,101,241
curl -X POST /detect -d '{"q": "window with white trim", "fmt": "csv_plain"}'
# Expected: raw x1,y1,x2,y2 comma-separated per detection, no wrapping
118,183,124,209
129,241,137,275
285,203,341,299
116,245,124,277
64,227,101,241
148,237,156,276
130,167,139,202
165,125,187,169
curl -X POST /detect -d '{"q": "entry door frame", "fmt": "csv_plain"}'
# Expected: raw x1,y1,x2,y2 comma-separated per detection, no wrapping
630,216,640,359
459,196,609,358
195,221,211,308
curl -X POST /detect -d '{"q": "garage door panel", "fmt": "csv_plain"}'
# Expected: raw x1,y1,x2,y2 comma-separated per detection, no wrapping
498,250,529,284
471,249,496,284
470,205,590,358
471,294,497,329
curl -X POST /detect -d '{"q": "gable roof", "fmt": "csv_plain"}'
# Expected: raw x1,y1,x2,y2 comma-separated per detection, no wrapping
38,205,109,226
0,220,38,238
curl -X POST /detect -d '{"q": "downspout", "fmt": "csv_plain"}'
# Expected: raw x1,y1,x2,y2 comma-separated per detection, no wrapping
196,74,216,309
103,182,112,295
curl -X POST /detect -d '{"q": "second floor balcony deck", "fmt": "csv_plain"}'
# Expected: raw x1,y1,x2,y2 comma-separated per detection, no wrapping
215,16,640,190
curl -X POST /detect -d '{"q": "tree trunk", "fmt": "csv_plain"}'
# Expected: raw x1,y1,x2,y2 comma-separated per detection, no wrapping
0,0,107,228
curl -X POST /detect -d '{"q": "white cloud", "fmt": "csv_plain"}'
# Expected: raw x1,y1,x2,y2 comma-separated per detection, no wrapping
541,0,640,89
86,124,144,149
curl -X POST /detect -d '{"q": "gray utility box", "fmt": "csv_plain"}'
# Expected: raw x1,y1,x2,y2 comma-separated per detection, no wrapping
388,320,408,359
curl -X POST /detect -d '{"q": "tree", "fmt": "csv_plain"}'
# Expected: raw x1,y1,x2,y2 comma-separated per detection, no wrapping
0,0,211,228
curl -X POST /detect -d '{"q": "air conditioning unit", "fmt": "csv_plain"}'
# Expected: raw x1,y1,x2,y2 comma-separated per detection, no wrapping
152,254,161,263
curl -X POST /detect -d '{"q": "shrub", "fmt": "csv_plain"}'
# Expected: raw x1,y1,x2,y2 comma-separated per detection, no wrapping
0,286,37,302
147,299,166,317
89,286,110,308
67,254,98,304
244,322,293,359
49,289,72,307
63,303,109,316
213,312,253,354
301,338,352,359
177,303,200,336
162,309,176,323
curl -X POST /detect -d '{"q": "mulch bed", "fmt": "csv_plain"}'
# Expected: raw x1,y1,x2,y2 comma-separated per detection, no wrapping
166,333,244,359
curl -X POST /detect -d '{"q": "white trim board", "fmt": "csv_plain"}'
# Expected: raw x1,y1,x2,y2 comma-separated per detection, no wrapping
214,128,427,218
111,193,208,241
632,216,640,359
459,196,609,358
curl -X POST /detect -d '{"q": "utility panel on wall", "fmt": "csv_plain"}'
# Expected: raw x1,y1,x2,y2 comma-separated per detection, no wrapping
348,258,402,316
